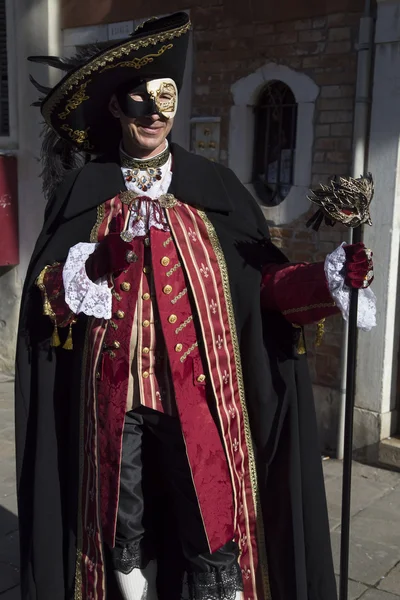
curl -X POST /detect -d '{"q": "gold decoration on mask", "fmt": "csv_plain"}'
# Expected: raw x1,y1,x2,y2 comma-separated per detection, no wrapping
147,79,178,118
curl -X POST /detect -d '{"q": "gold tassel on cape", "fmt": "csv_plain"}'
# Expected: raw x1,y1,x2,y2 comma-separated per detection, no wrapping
316,319,326,347
63,322,74,350
293,324,306,355
51,323,61,347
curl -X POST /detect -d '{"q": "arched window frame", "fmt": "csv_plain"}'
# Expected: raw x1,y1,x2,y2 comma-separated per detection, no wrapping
229,63,319,225
253,80,298,206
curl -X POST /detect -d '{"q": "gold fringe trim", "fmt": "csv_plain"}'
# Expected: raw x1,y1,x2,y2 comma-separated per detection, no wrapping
36,264,55,317
197,210,272,600
36,263,63,347
283,301,336,316
293,325,306,355
51,323,61,348
90,203,105,242
63,321,75,350
316,319,326,347
36,263,77,349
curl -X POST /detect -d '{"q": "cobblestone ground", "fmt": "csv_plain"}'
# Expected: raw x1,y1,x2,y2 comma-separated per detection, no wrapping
0,380,399,599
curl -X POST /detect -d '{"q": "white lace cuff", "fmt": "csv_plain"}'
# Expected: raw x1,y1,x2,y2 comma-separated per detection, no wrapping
63,242,112,320
324,243,376,331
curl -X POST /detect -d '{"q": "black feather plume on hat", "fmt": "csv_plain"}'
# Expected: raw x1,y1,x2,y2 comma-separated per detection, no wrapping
28,45,103,201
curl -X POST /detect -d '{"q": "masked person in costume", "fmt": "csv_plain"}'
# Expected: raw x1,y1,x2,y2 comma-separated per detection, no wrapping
15,12,376,600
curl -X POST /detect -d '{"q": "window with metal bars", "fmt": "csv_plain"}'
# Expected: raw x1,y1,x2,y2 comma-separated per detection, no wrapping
0,0,8,136
253,81,297,206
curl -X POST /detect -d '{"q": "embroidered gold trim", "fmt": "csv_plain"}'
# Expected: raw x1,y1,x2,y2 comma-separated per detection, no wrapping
90,203,105,242
159,193,178,209
101,44,173,73
283,301,336,315
110,320,119,331
120,143,170,170
175,315,193,334
166,262,181,277
60,124,94,150
74,323,91,600
171,288,187,305
112,290,122,301
42,21,191,119
120,190,138,206
198,211,271,600
180,342,198,363
163,236,173,247
36,264,58,318
316,318,326,347
58,81,90,119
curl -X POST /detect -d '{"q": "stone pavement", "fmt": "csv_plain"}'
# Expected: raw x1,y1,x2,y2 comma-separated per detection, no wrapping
0,379,399,600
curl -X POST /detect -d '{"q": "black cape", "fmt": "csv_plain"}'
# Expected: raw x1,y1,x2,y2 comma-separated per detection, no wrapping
15,144,336,600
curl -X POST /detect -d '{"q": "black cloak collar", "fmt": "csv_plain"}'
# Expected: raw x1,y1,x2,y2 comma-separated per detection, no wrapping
63,143,234,220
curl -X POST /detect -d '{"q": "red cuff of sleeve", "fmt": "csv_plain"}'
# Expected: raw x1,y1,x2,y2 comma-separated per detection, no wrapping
36,263,76,328
261,261,339,325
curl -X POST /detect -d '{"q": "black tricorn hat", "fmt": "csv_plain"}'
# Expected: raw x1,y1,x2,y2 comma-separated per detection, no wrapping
28,12,191,155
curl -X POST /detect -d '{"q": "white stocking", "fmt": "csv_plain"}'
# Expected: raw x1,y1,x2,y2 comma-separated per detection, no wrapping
114,560,158,600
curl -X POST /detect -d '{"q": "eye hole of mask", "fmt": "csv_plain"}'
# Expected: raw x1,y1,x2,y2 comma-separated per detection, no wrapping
115,78,178,120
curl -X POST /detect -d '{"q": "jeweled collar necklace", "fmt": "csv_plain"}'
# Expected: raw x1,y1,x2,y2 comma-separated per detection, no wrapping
120,143,170,171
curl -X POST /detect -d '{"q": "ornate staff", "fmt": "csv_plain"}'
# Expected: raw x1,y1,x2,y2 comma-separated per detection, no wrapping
307,173,374,600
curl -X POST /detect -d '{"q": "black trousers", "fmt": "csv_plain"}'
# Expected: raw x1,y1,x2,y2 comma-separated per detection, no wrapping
110,407,242,600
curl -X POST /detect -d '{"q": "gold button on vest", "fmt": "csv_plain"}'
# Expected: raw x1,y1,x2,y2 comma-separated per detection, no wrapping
163,285,173,295
161,257,170,267
142,293,151,301
168,315,178,324
116,310,125,319
120,282,131,292
143,320,150,328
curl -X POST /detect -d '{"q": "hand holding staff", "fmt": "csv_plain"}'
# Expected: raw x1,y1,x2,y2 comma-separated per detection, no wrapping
307,173,374,600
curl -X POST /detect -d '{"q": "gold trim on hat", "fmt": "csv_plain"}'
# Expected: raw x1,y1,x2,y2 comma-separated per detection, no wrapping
42,20,191,121
58,81,91,120
100,44,173,74
60,124,94,150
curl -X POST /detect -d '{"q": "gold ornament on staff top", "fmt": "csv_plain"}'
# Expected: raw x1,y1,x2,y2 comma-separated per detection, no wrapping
306,173,374,231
